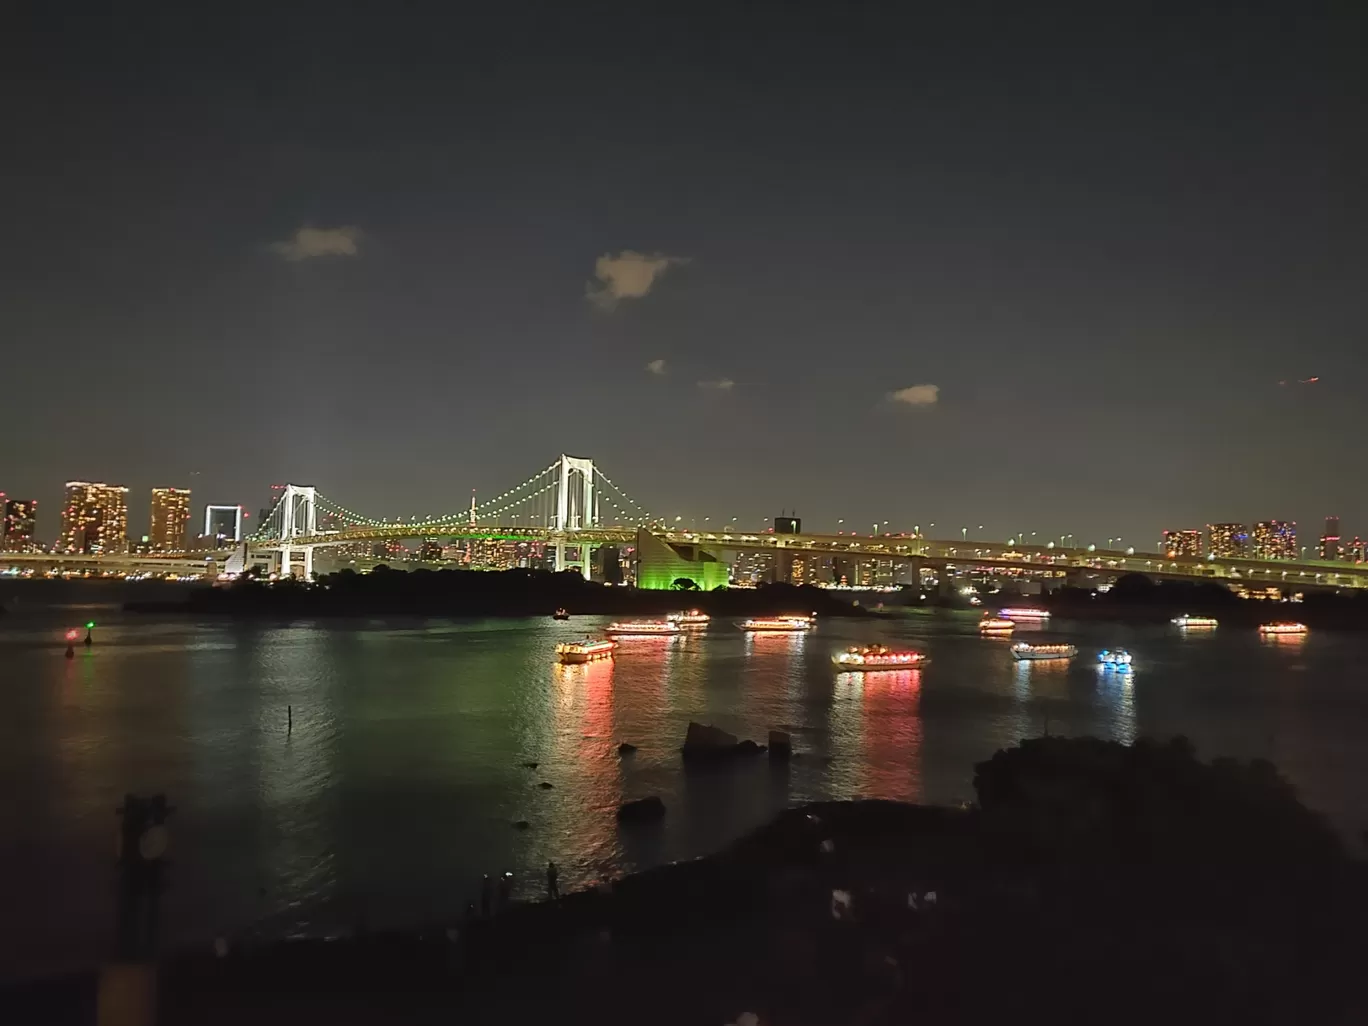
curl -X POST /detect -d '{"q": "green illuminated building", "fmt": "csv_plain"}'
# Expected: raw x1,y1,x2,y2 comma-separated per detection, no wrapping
635,529,730,591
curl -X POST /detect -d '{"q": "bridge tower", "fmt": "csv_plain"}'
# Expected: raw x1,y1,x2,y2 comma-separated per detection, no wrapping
553,454,596,578
275,484,318,580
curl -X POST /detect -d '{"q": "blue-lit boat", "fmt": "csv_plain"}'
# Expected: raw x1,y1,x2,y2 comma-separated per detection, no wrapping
1098,648,1132,668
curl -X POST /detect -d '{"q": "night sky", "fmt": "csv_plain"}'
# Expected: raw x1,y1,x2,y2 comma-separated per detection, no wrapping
5,5,1365,548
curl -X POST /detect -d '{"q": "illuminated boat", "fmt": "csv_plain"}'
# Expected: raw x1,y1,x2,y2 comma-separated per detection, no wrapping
1258,622,1308,636
738,614,815,632
604,620,683,636
556,639,616,664
999,608,1051,621
832,645,928,670
1097,648,1133,667
1010,642,1077,661
668,609,711,626
979,617,1016,633
1172,614,1217,628
551,608,570,620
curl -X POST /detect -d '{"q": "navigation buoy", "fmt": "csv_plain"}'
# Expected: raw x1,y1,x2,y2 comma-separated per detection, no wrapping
64,628,78,658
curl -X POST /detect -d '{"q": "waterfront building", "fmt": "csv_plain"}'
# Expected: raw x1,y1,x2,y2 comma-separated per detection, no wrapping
60,482,129,554
1162,529,1202,559
1207,523,1247,559
150,487,192,552
2,498,38,552
1346,537,1366,563
1252,520,1296,560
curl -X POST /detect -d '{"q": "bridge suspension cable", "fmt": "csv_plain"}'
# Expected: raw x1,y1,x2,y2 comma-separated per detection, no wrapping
250,456,657,541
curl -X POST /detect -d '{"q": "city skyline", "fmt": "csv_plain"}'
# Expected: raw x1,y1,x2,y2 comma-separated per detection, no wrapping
3,469,1366,562
4,9,1365,541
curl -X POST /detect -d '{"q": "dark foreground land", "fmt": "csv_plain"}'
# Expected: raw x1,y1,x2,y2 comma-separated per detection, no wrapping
126,569,872,620
8,736,1365,1025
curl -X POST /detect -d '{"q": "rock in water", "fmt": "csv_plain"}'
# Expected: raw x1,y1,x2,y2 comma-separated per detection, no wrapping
681,721,766,761
616,796,666,822
768,730,793,759
521,761,539,769
617,742,638,756
513,820,530,830
684,721,738,752
538,781,554,789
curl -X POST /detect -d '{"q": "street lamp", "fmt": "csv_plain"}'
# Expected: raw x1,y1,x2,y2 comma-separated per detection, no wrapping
961,526,967,541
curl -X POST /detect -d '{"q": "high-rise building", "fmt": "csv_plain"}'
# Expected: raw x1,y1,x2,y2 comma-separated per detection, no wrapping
61,482,129,554
1251,520,1297,560
1319,516,1341,561
2,498,38,552
1346,538,1366,564
149,488,192,552
1162,529,1202,559
1207,523,1248,559
204,505,243,542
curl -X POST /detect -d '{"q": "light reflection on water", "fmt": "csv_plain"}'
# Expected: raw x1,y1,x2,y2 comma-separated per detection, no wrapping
3,605,1368,978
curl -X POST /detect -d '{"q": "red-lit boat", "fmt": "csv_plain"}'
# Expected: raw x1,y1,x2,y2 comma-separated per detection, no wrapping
832,645,928,670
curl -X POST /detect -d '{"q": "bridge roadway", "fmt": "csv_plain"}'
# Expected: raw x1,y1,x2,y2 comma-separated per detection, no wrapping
0,552,225,575
260,524,1368,589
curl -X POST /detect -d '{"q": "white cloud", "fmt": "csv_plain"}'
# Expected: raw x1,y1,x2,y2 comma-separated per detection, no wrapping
270,226,362,261
698,378,735,391
587,250,688,309
646,358,667,375
888,384,939,406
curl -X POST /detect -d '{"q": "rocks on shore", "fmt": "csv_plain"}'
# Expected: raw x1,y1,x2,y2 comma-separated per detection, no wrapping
616,796,666,822
682,721,766,762
768,730,792,759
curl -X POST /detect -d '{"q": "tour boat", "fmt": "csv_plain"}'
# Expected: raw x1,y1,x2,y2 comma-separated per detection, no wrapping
1172,614,1217,628
979,617,1016,633
668,609,711,626
1010,642,1077,661
738,614,815,633
1097,648,1133,667
832,645,928,670
1258,622,1308,636
604,620,683,636
551,608,570,620
556,640,616,664
999,608,1051,621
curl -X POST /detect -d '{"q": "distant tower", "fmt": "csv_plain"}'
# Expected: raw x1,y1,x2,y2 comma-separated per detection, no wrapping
1319,516,1342,561
469,490,477,527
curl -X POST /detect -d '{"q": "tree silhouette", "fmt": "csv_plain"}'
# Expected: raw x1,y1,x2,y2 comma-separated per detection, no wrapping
672,577,700,591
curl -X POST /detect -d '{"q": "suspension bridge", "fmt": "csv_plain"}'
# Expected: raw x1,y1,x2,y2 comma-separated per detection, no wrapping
239,453,1368,591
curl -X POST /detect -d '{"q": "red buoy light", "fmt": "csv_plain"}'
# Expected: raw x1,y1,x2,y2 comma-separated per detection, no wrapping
65,629,81,642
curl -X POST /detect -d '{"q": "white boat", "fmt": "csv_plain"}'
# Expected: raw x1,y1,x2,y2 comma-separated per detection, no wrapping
556,640,616,664
999,607,1051,621
604,620,683,636
1010,642,1077,661
738,614,814,633
1172,614,1218,628
832,645,928,670
668,609,710,626
979,617,1016,633
1258,622,1307,636
1097,648,1132,667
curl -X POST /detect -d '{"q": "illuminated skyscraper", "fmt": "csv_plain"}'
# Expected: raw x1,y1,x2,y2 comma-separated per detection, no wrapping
149,488,192,552
1346,538,1366,564
1206,523,1247,559
1251,520,1296,560
2,498,38,552
61,482,129,554
1319,516,1341,561
1162,529,1202,558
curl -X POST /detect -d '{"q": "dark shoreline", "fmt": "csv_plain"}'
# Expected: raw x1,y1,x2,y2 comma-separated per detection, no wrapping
7,737,1365,1025
122,570,879,621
